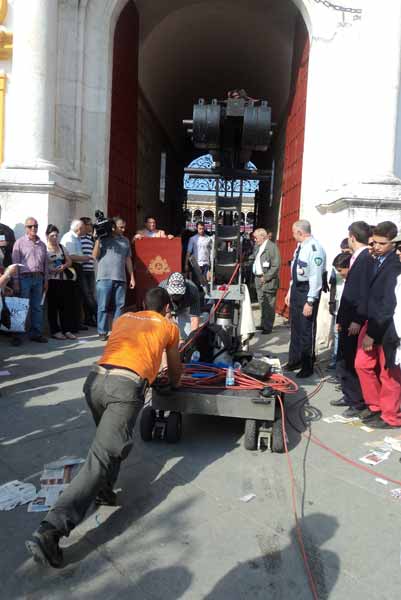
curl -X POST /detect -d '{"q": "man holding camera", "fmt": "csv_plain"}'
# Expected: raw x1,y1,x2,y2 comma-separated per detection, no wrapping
93,220,135,340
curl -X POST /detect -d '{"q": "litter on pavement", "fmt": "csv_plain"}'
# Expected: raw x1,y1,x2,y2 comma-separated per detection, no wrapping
323,414,360,424
28,456,84,512
359,450,391,466
0,480,37,511
239,493,256,503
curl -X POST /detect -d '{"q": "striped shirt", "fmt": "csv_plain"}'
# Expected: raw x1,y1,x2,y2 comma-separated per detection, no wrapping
80,234,95,271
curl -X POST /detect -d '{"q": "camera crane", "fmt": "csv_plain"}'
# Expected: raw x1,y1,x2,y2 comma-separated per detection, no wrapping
183,95,273,345
140,96,293,454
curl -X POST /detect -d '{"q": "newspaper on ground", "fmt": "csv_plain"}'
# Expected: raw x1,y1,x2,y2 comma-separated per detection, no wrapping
384,437,401,453
360,425,375,433
0,480,37,511
375,478,389,485
359,450,391,466
323,414,360,424
28,456,84,513
239,493,256,503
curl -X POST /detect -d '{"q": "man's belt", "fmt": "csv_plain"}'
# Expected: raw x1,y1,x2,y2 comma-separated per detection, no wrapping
20,272,43,278
95,364,149,395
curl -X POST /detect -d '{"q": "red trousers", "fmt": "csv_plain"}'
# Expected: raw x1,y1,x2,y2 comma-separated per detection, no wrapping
355,323,401,426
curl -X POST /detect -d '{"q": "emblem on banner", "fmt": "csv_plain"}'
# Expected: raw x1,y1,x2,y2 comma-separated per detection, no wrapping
148,255,171,275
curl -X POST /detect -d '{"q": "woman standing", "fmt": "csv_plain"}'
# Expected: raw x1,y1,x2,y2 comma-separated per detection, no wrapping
46,225,77,340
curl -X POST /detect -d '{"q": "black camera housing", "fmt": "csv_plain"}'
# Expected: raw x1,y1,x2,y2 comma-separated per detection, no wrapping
93,210,114,239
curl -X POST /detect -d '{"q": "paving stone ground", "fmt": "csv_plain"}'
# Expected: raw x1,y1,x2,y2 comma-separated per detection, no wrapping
1,314,401,599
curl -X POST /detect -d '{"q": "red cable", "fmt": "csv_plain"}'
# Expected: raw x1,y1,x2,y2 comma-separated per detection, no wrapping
304,430,401,487
179,262,241,355
277,394,320,600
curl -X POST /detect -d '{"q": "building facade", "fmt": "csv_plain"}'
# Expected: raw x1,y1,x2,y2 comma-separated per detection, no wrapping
0,0,400,318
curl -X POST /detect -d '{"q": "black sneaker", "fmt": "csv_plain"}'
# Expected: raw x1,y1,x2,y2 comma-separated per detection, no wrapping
26,523,63,568
367,414,400,429
30,335,48,343
342,407,363,418
330,397,348,407
98,334,108,342
286,361,302,372
296,367,314,379
95,489,117,506
10,336,22,347
361,409,381,422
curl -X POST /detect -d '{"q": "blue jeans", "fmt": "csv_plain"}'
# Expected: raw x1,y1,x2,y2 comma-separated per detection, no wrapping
96,279,126,334
19,275,44,337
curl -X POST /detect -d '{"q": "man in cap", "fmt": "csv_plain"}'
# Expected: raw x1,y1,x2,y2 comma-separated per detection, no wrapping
285,220,326,378
159,271,201,340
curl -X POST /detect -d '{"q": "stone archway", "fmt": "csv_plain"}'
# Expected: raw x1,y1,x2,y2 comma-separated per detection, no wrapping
79,0,315,214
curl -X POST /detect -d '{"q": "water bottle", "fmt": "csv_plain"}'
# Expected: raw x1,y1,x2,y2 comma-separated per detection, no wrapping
191,350,200,362
226,365,235,386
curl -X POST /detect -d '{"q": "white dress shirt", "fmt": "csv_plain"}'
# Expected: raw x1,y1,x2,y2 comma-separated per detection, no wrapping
253,240,268,275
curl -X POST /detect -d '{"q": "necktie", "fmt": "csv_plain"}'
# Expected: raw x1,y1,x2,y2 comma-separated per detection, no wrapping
373,257,383,274
292,244,301,283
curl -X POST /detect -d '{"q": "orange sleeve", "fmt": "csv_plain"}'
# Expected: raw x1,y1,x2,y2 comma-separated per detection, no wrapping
166,322,180,349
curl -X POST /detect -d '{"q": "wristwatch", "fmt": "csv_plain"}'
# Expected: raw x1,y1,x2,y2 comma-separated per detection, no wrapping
306,300,314,307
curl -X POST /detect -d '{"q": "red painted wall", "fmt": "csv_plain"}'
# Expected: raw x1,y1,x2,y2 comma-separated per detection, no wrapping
108,1,139,238
276,17,310,315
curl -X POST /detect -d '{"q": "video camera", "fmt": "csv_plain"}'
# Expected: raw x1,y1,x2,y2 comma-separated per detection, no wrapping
93,210,114,239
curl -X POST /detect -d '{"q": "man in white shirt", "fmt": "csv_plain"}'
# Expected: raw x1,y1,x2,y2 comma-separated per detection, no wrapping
252,228,281,334
185,221,213,281
61,219,93,331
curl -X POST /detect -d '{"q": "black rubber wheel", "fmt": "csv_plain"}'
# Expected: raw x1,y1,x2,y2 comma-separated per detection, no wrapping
271,418,285,453
166,412,182,443
244,419,259,450
140,406,156,442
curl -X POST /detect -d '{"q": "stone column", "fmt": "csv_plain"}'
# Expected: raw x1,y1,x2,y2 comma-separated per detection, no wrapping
4,0,58,169
356,0,401,182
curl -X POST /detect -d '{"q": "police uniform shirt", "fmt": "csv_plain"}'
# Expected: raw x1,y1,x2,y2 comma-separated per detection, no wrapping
290,236,326,302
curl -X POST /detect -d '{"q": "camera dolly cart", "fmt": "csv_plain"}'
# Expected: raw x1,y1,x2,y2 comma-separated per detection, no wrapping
140,377,286,453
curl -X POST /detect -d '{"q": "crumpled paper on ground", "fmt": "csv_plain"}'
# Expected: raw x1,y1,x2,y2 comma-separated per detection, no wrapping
0,480,37,511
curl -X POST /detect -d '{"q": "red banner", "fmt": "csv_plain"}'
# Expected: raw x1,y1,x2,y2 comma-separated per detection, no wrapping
134,238,182,308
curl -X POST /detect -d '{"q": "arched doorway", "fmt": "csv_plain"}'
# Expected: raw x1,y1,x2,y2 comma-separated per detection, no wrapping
100,0,310,288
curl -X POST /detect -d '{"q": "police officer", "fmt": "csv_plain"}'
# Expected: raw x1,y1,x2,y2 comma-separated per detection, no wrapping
285,220,326,378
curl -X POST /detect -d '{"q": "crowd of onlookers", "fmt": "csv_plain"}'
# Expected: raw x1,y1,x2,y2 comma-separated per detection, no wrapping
2,212,401,430
0,214,136,344
325,221,401,429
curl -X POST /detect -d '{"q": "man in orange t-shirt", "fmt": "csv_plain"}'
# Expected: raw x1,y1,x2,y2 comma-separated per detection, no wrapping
27,287,181,568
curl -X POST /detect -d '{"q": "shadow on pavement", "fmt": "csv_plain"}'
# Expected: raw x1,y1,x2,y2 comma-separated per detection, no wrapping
204,513,340,600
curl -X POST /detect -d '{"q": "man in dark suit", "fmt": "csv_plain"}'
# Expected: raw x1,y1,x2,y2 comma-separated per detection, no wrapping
331,222,374,416
355,221,401,429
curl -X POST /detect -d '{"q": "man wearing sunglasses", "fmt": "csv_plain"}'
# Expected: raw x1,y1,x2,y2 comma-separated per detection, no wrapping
11,217,48,343
355,221,401,429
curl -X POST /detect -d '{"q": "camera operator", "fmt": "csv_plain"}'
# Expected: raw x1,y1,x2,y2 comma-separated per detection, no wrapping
92,219,135,340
